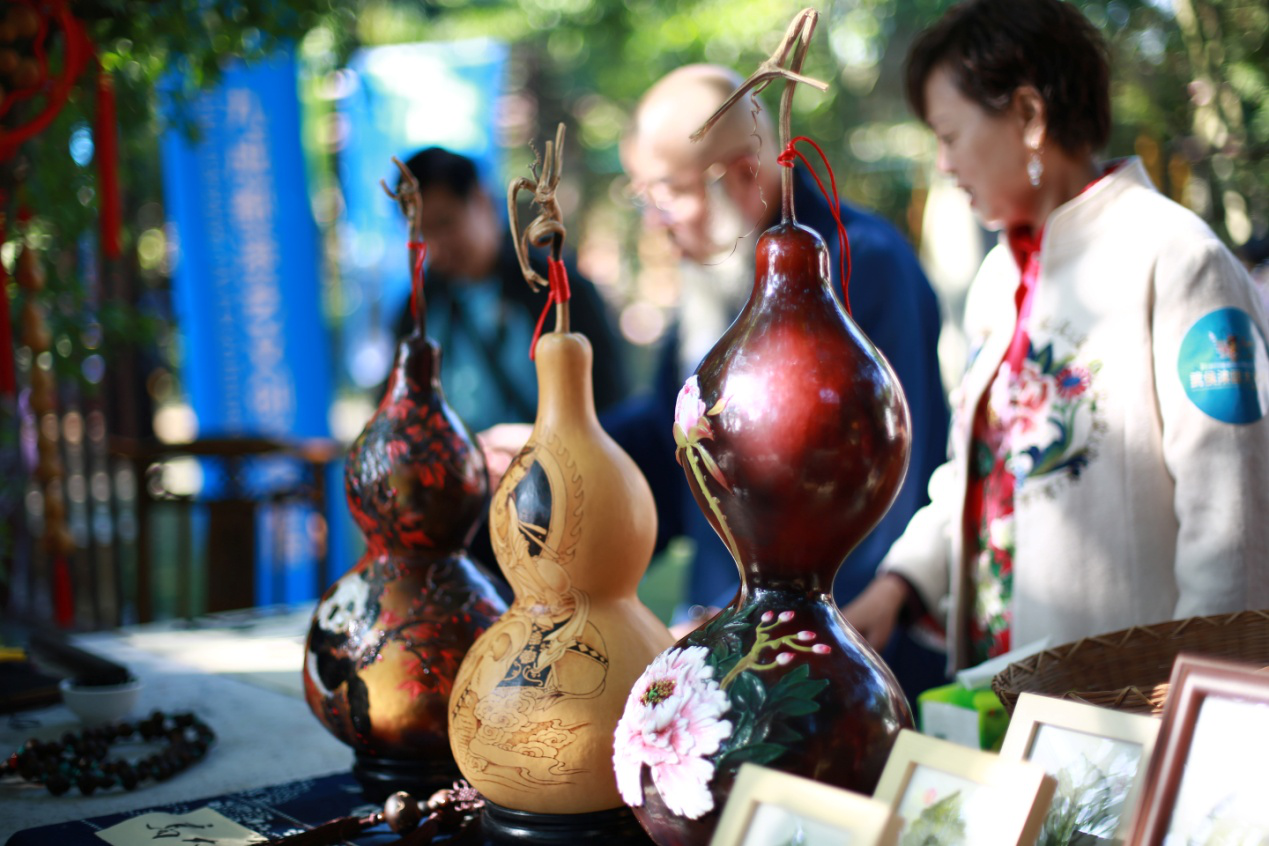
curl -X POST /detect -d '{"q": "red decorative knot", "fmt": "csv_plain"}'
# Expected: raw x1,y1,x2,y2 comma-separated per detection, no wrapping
777,136,852,316
529,256,572,360
407,240,427,327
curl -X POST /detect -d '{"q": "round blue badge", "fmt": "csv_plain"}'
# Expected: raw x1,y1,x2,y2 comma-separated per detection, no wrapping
1177,307,1269,424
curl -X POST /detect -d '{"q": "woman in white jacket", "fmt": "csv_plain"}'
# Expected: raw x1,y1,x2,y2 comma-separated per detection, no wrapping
846,0,1269,675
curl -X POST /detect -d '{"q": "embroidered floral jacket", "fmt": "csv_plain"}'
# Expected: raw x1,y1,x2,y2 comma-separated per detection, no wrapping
882,158,1269,671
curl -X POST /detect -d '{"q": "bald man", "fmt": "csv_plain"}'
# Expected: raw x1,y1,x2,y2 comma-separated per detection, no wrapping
603,64,951,699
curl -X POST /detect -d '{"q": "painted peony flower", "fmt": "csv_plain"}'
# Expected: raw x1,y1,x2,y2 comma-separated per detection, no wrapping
613,646,733,820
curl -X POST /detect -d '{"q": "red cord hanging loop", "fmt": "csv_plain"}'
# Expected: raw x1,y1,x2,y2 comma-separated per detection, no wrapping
776,135,852,316
96,64,120,260
407,240,426,328
529,257,571,360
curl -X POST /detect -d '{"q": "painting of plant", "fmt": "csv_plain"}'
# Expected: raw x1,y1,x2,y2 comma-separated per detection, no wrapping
1026,724,1143,845
895,765,997,846
740,802,854,846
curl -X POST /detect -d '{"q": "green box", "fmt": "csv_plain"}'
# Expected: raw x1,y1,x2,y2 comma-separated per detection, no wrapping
916,682,1009,751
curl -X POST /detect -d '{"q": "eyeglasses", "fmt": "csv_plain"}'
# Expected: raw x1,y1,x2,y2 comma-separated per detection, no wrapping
626,162,728,220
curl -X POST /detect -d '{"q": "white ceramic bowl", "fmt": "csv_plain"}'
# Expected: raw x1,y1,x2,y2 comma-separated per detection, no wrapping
59,677,143,725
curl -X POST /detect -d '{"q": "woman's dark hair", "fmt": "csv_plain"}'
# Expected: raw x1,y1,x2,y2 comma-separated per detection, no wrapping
904,0,1111,154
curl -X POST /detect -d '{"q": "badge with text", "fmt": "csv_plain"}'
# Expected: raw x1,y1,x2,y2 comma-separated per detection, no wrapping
1177,307,1269,424
95,807,266,845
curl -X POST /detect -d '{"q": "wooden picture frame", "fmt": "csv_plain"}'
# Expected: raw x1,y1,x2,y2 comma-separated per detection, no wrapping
873,728,1056,846
709,763,902,846
1127,653,1269,846
999,692,1161,845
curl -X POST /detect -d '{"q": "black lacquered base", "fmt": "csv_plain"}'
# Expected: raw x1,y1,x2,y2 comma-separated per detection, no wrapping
477,801,654,845
351,751,462,803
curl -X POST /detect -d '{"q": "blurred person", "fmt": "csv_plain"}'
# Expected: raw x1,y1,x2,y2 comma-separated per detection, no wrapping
607,64,950,699
845,0,1269,673
394,147,628,435
395,147,629,579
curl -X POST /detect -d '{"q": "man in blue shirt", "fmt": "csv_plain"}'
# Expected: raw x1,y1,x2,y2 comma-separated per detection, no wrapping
607,64,950,699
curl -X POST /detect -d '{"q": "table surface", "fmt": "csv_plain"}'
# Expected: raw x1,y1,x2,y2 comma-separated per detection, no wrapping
0,606,354,842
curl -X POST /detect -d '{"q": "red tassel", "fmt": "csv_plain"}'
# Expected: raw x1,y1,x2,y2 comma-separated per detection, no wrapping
96,66,121,260
777,136,852,316
529,257,572,360
407,240,426,329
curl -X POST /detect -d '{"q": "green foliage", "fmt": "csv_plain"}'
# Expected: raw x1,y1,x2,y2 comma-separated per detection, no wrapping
5,0,1264,398
900,790,968,846
392,0,1265,256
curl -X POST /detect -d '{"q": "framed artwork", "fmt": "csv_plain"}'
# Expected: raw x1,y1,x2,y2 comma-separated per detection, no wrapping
873,728,1056,846
1000,692,1160,845
1128,653,1269,846
709,763,902,846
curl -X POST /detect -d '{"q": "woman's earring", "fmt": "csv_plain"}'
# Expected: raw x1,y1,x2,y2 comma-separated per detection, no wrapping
1027,150,1044,188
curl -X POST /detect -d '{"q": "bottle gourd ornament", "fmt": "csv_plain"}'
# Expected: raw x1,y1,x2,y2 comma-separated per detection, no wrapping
448,126,673,838
613,12,914,846
303,159,507,800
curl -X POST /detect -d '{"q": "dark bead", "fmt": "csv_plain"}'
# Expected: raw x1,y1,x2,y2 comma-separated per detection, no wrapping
77,775,97,795
45,774,70,796
135,761,150,779
174,713,194,728
60,732,76,747
118,768,138,790
383,792,423,833
116,722,134,737
98,773,117,790
24,739,41,753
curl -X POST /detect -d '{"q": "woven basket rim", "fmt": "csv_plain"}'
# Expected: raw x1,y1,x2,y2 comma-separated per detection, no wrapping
991,609,1269,715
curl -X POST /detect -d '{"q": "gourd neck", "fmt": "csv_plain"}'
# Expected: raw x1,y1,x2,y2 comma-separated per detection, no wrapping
752,222,834,303
384,333,441,404
533,334,598,433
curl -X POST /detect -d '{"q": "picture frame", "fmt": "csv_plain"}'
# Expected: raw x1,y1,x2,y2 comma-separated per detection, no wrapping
999,692,1160,844
873,728,1056,846
1127,652,1269,846
709,763,902,846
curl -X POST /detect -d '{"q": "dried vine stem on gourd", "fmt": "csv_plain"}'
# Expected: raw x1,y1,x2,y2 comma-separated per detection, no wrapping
381,156,427,330
509,122,569,333
691,7,827,224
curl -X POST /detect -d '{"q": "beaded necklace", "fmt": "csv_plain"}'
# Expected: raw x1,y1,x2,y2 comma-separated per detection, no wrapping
1,710,214,795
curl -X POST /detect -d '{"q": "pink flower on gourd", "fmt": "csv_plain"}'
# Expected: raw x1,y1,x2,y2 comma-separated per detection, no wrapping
613,646,733,820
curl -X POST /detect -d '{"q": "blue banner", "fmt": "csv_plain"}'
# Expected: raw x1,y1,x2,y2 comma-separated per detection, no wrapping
159,50,333,609
161,50,331,439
